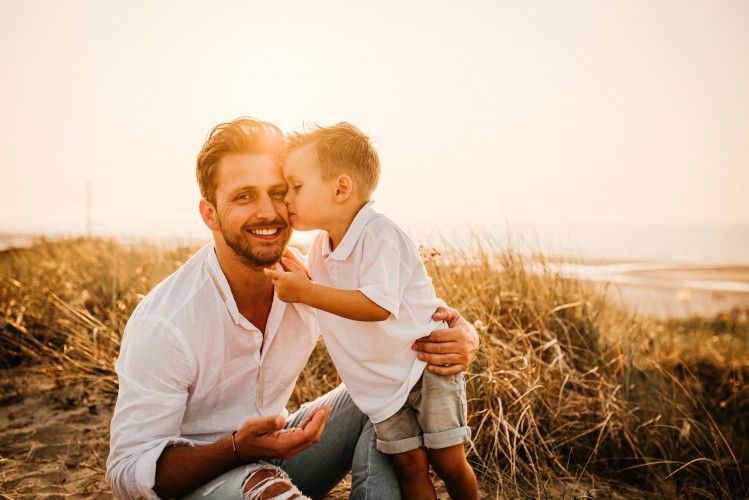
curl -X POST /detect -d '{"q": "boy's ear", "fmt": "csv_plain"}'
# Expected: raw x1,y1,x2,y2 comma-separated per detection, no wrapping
199,199,220,231
334,175,354,202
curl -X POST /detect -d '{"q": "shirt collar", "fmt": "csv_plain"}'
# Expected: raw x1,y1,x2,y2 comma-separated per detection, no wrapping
205,245,287,332
326,200,377,261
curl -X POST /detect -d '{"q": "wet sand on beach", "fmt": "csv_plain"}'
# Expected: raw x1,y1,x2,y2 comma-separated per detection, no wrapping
584,263,749,318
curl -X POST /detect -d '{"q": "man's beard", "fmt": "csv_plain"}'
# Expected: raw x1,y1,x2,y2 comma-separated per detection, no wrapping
218,217,291,269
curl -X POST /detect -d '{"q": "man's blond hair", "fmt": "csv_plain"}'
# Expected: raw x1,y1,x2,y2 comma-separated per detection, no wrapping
196,117,284,204
287,123,380,199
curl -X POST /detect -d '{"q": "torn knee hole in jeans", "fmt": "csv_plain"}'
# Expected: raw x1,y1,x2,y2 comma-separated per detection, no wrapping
240,462,311,500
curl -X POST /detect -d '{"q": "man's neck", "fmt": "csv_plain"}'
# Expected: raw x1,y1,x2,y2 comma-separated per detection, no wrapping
214,244,275,333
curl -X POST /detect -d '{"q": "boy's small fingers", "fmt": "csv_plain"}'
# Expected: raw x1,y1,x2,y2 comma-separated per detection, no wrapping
282,258,302,273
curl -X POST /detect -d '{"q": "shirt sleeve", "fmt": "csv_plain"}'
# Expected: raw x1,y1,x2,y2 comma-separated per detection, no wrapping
106,316,196,499
356,225,410,319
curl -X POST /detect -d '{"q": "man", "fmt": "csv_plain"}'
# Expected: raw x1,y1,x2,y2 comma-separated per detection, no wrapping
106,117,479,499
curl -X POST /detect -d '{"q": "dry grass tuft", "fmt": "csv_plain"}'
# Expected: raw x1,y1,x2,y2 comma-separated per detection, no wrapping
1,237,747,499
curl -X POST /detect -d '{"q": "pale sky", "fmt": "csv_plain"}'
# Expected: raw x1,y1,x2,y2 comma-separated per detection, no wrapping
1,0,748,243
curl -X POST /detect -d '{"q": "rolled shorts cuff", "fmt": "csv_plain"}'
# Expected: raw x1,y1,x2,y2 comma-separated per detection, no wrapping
376,435,424,454
423,425,472,450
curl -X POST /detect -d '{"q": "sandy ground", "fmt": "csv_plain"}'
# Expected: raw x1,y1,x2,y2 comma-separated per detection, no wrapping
0,375,113,498
2,263,747,498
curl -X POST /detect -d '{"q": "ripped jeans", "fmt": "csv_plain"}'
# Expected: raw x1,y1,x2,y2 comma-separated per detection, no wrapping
179,384,401,500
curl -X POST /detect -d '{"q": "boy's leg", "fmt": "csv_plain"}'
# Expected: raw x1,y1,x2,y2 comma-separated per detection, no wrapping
417,370,477,499
428,445,478,500
390,448,437,500
372,384,437,499
271,384,401,500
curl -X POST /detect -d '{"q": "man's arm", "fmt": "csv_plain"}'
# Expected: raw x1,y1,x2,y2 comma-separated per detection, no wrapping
107,317,329,499
153,409,330,498
264,258,390,321
412,306,480,375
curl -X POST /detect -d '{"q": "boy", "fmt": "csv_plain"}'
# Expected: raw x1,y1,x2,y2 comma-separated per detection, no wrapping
264,123,478,499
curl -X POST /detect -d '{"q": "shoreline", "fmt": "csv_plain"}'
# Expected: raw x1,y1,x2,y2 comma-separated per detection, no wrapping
557,262,749,319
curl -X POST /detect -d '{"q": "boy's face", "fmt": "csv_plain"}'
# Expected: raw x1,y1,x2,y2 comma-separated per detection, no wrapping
283,144,337,232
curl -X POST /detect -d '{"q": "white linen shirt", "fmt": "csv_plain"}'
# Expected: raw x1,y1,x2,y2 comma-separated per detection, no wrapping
106,244,319,500
309,201,445,424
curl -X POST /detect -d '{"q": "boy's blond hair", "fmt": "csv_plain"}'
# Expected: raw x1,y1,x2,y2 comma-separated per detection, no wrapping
287,123,380,199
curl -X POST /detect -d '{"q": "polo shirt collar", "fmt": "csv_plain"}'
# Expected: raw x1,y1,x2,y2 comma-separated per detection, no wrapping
326,200,376,261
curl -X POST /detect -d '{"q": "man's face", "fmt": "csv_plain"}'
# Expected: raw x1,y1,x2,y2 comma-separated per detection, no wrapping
211,153,292,268
283,144,337,232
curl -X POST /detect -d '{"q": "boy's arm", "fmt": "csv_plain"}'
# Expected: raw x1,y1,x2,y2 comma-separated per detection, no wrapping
306,283,391,321
264,258,390,321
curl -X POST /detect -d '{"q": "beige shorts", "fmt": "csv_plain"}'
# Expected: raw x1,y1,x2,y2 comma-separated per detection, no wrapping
372,369,471,454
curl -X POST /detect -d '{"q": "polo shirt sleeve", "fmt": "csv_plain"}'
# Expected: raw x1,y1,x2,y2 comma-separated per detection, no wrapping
356,226,408,319
106,316,196,500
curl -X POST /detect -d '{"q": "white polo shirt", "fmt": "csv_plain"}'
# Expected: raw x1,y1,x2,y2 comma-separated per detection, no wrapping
309,201,445,424
106,244,319,500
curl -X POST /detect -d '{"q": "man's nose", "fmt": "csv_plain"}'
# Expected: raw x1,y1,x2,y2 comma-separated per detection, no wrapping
256,193,278,219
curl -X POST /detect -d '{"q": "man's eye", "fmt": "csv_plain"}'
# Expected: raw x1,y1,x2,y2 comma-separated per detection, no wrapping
235,193,253,202
271,190,287,199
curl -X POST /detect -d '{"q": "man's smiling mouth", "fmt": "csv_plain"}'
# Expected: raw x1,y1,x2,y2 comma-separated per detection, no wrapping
249,228,281,236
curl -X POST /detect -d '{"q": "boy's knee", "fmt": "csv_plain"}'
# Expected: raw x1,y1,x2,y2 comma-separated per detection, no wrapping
391,448,429,477
428,446,472,482
430,458,467,482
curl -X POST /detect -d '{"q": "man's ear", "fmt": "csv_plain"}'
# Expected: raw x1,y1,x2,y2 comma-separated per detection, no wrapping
199,199,219,231
334,175,354,202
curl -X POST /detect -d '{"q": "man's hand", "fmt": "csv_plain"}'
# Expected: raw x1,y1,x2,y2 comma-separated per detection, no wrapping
154,406,331,498
264,258,312,303
234,406,331,461
412,306,480,375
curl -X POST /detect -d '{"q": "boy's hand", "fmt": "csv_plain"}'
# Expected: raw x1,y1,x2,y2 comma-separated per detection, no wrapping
264,258,313,303
282,248,310,278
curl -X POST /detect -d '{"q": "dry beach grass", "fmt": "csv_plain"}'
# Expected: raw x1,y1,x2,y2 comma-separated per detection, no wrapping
1,238,747,498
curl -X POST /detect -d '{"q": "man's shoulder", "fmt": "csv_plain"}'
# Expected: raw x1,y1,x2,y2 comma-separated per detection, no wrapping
129,244,214,324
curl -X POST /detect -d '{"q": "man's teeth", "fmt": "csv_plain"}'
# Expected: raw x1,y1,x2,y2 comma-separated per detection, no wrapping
251,228,278,236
